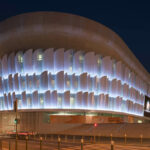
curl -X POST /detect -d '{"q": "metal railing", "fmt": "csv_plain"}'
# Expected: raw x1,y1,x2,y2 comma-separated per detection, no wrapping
0,133,148,150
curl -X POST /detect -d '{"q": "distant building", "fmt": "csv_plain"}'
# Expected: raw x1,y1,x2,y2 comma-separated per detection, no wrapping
0,12,149,133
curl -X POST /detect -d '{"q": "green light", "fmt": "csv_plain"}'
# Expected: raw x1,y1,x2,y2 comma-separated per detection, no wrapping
14,118,18,124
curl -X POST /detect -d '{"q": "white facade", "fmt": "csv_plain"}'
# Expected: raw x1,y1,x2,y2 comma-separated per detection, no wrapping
0,48,148,116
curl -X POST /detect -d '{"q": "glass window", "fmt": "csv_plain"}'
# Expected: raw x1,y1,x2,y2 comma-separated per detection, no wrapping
36,76,40,89
3,79,8,93
27,76,33,91
20,76,26,91
57,94,62,108
67,80,70,86
17,53,24,74
27,94,32,108
65,75,71,90
69,66,72,72
51,75,55,89
98,56,102,76
39,94,44,108
70,96,75,108
78,54,84,73
69,52,73,73
18,100,22,109
37,54,43,61
79,55,84,63
0,98,3,110
113,60,116,77
18,55,23,63
74,76,79,91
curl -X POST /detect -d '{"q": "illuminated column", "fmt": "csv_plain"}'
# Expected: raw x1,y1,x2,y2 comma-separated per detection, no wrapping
101,56,111,77
24,49,33,75
26,74,33,93
109,97,113,111
116,80,122,97
92,76,99,94
76,92,82,109
7,93,12,110
54,48,64,73
2,54,8,78
56,71,64,93
33,91,39,108
109,79,117,97
96,95,100,110
4,94,8,110
103,56,112,78
99,94,105,110
44,90,51,108
116,61,122,80
88,92,95,109
114,97,118,111
15,51,24,74
120,63,125,81
105,77,109,95
104,94,109,110
8,52,16,75
0,59,2,77
8,74,13,93
125,67,131,85
79,73,87,92
22,91,27,109
71,74,78,93
14,73,19,93
64,49,73,74
84,52,95,76
87,75,92,92
73,51,84,75
40,71,48,92
63,91,70,108
51,90,57,108
0,77,3,95
94,55,102,77
64,74,71,91
33,49,43,74
43,48,54,73
82,92,88,108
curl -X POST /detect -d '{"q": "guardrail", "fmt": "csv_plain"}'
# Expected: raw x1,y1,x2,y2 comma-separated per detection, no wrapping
0,133,149,150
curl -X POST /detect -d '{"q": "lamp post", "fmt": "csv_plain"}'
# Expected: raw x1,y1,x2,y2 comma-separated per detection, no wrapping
9,140,10,150
14,99,18,150
110,133,112,141
25,136,28,150
124,133,127,144
81,138,84,150
40,137,43,150
140,134,143,144
58,136,61,150
111,141,114,150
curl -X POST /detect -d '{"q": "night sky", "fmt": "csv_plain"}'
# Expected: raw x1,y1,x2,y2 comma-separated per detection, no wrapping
0,1,150,73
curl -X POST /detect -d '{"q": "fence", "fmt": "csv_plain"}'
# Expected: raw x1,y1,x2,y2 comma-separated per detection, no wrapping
0,133,148,150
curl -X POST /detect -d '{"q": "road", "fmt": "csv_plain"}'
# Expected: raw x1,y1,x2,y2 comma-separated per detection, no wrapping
1,140,150,150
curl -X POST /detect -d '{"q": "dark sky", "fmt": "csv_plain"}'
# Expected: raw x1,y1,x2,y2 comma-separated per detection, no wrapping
0,1,150,73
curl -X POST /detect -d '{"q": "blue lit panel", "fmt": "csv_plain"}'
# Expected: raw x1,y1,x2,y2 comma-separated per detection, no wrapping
0,48,148,116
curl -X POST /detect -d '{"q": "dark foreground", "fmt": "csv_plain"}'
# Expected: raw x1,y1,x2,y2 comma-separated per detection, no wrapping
0,134,150,150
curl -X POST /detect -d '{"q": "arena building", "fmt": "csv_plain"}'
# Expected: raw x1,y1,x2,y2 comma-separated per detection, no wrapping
0,12,150,133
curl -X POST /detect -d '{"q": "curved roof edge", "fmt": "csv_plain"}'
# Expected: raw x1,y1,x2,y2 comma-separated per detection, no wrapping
0,11,149,84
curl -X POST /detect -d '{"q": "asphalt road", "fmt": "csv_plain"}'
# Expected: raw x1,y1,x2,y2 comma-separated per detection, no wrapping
1,139,150,150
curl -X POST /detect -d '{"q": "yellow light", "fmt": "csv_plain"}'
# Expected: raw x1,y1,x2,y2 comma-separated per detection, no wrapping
37,54,43,61
69,66,72,71
66,80,70,86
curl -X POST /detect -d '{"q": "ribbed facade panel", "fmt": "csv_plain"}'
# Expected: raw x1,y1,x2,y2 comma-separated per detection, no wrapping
0,48,148,116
